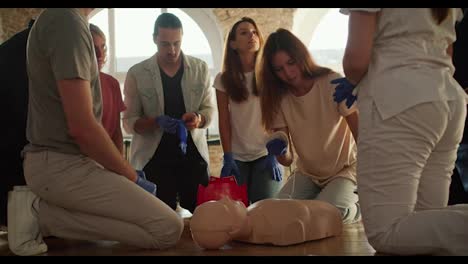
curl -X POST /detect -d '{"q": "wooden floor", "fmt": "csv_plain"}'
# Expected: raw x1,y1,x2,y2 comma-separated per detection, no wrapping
0,209,376,256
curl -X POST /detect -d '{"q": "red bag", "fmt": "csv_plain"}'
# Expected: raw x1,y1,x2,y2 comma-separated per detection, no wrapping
196,176,248,207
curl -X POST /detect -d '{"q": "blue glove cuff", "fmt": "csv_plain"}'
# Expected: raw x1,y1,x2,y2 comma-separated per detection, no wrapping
136,170,146,180
266,138,288,156
136,176,157,196
223,152,234,161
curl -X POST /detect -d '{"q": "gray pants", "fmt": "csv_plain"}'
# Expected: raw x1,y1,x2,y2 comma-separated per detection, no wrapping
235,156,282,204
358,98,468,255
277,171,360,224
23,150,184,249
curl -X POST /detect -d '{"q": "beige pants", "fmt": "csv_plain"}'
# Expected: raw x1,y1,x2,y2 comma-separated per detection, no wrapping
357,97,468,255
23,150,184,249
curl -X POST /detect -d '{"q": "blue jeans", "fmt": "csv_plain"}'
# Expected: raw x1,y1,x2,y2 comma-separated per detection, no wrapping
234,156,282,204
277,171,360,224
456,143,468,192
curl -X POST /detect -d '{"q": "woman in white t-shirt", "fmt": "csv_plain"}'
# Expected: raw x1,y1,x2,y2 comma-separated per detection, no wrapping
256,28,361,224
214,17,282,203
339,8,467,255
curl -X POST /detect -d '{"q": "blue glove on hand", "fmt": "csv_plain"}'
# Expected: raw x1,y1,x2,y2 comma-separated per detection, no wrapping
266,138,288,156
220,152,240,179
331,77,357,109
262,137,287,181
262,154,283,182
176,120,188,155
136,169,146,179
155,115,178,134
135,170,157,196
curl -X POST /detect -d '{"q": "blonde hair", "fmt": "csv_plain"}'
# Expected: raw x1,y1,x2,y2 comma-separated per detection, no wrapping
89,23,106,41
89,23,107,67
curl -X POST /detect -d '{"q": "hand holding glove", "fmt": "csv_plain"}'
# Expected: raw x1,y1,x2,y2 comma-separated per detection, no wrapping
220,152,241,179
263,131,288,181
135,170,157,196
176,120,188,155
263,137,287,182
331,77,357,109
155,115,178,134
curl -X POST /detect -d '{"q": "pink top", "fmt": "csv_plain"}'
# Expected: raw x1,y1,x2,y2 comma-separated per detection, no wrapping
100,72,126,138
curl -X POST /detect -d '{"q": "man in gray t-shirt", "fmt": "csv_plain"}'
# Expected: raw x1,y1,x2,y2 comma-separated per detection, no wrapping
8,8,183,256
25,8,102,154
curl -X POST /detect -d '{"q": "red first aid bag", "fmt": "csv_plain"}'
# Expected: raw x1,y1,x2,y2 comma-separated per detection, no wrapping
196,176,248,207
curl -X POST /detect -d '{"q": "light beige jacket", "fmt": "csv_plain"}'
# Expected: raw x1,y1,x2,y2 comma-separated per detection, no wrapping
123,53,215,171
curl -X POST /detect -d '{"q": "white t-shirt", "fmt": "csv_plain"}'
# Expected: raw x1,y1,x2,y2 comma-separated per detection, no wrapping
214,72,268,161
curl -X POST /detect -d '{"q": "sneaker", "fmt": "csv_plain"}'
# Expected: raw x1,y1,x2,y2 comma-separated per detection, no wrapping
8,186,48,256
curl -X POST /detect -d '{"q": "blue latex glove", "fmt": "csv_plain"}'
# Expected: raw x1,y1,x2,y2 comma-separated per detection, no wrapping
262,154,283,182
331,77,357,109
456,144,468,192
136,169,146,180
266,138,288,156
220,152,240,179
155,115,178,134
262,138,287,182
176,120,188,155
135,170,157,196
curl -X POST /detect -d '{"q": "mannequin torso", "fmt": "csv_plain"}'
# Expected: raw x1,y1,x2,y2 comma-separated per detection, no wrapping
190,197,343,249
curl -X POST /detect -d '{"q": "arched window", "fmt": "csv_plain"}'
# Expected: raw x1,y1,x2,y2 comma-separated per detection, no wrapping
292,8,348,75
89,8,223,139
308,8,348,75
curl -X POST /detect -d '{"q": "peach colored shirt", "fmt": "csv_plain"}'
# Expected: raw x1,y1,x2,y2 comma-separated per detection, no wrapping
272,72,357,186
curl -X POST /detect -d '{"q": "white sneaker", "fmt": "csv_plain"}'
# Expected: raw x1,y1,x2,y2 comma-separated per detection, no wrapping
8,186,48,256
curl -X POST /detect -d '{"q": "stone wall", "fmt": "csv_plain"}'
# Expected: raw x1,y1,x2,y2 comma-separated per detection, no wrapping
208,144,223,176
213,8,296,39
0,8,296,43
0,8,43,42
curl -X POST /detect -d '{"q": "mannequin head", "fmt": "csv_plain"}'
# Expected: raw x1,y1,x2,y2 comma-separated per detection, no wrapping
190,197,251,249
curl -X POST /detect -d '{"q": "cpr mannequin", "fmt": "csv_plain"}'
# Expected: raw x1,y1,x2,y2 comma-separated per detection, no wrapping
190,197,343,249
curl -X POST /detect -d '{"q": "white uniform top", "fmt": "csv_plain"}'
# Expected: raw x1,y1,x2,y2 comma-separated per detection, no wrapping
214,72,268,162
341,8,466,120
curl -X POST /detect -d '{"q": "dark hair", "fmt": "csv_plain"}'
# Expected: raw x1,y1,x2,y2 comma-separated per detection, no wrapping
153,13,183,36
257,28,332,130
221,17,264,103
431,8,450,24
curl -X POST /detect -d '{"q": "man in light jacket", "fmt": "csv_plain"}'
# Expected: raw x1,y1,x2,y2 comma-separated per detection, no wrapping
123,12,215,214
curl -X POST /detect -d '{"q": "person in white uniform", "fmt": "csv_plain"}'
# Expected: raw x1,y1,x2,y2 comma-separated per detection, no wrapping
338,8,468,255
214,17,282,203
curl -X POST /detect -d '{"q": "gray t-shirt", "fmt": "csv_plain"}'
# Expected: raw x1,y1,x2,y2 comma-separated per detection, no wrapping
24,8,102,155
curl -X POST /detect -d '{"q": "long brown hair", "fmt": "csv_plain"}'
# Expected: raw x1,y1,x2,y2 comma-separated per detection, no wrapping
257,28,332,130
221,17,264,103
431,8,450,24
